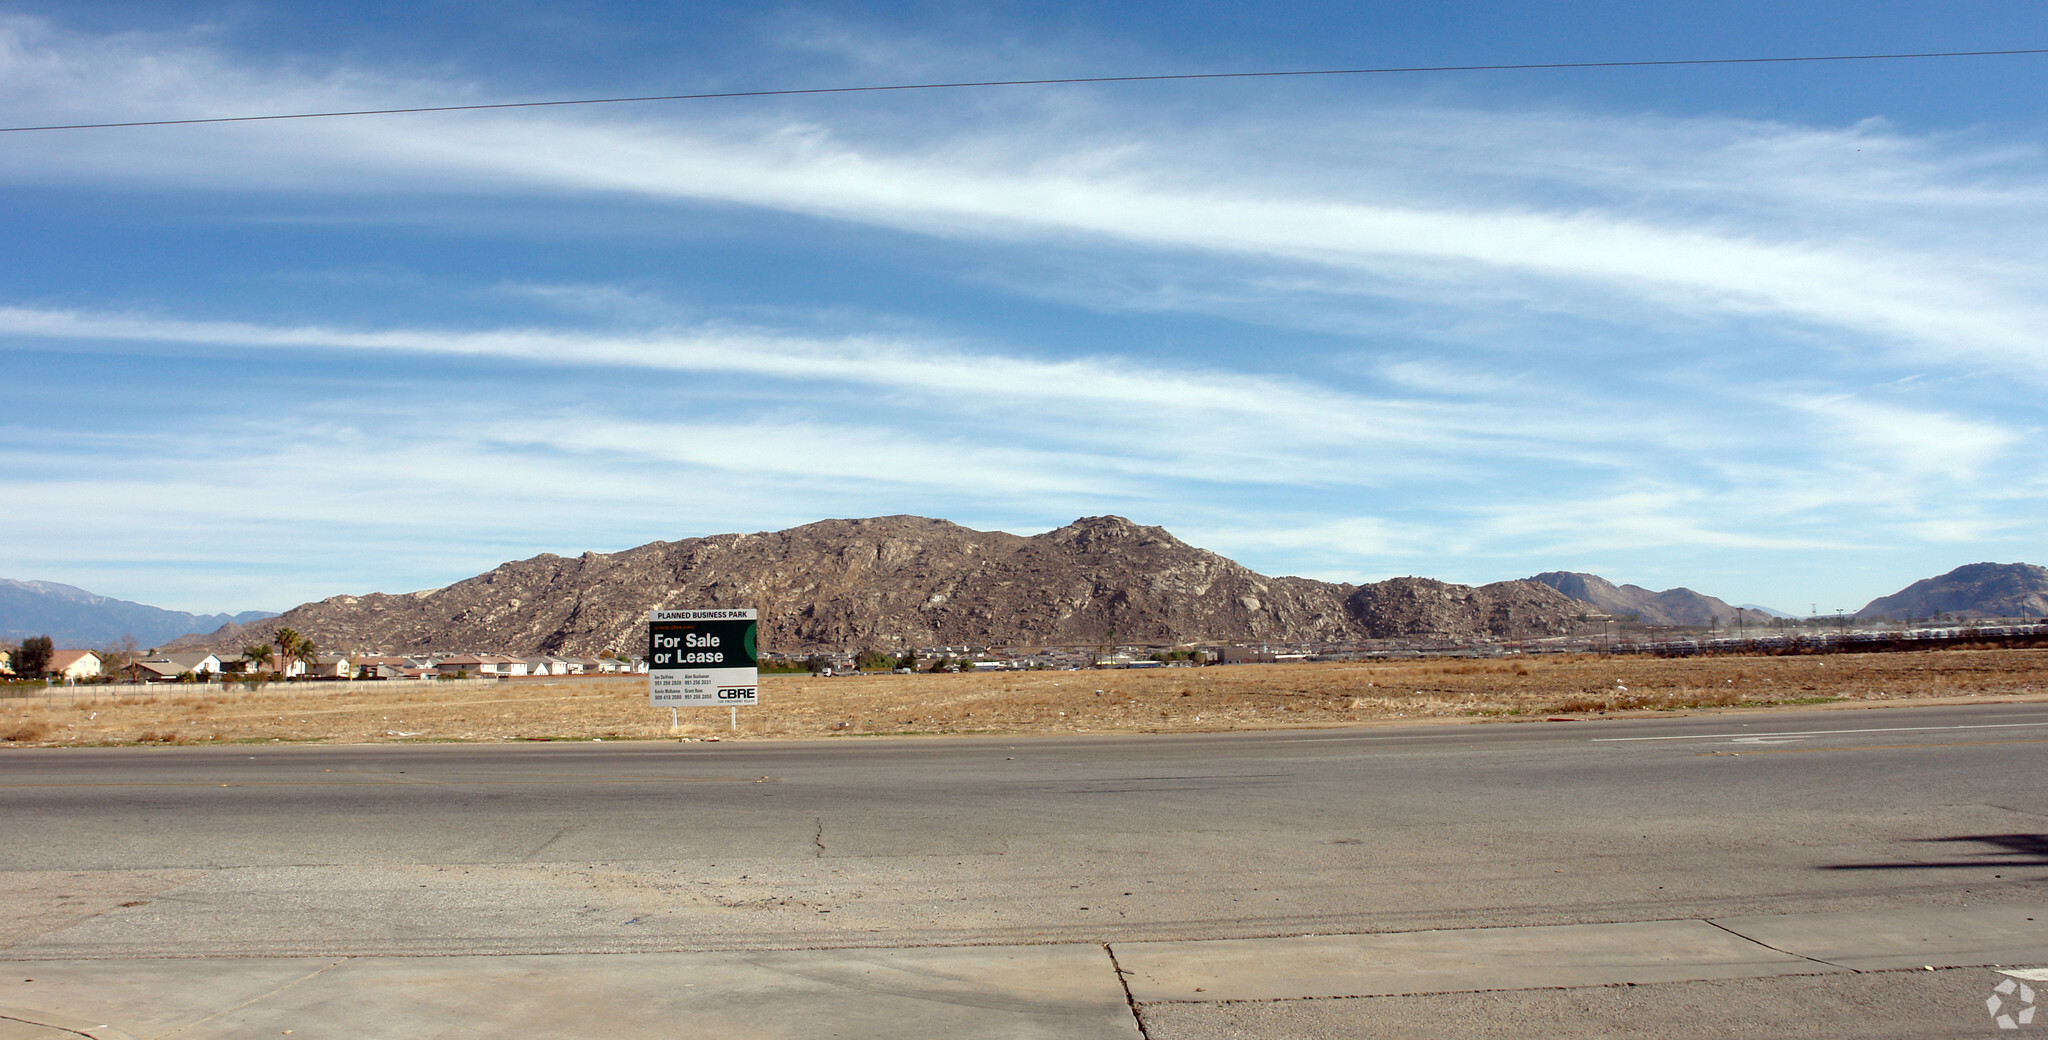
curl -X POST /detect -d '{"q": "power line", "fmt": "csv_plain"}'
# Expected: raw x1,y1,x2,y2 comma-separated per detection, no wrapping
4,47,2045,134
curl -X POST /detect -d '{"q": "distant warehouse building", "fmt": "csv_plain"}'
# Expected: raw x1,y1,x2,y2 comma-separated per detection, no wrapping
1216,647,1278,664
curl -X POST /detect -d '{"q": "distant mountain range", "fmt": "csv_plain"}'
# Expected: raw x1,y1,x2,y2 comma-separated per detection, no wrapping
1855,562,2048,621
18,526,2043,656
0,579,276,649
173,516,1586,656
1523,572,1756,627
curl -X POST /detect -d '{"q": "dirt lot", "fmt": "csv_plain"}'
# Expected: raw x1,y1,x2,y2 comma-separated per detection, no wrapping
4,648,2046,747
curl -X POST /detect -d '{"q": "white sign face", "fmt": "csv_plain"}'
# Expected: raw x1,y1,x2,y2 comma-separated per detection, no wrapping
649,608,758,706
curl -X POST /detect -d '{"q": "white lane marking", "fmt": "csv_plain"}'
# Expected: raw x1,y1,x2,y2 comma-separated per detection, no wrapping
2002,968,2048,982
1726,735,1817,745
1592,721,2048,742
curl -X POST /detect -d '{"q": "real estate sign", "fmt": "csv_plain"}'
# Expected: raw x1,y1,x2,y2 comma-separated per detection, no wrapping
648,608,758,706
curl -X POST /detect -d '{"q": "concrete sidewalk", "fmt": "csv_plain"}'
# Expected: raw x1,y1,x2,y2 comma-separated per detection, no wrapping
0,904,2041,1039
0,945,1139,1040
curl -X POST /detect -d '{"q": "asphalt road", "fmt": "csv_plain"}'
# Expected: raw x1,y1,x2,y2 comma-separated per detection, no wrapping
5,702,2046,960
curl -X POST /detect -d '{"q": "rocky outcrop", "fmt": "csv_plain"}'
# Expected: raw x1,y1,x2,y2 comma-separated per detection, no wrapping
175,515,1590,655
1524,571,1747,626
1346,577,1583,640
1856,562,2048,620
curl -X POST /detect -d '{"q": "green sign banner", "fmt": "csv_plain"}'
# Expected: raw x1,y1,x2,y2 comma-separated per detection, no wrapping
648,608,758,705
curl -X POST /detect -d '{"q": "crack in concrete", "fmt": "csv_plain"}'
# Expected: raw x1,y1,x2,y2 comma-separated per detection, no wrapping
813,817,825,858
522,827,570,861
157,958,351,1037
1988,802,2048,819
1104,943,1151,1039
0,1005,140,1040
1703,918,1855,971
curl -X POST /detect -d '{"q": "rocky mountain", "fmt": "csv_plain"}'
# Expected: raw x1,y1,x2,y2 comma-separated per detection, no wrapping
0,579,275,648
175,515,1587,656
1347,577,1587,639
1523,571,1749,626
1856,562,2048,620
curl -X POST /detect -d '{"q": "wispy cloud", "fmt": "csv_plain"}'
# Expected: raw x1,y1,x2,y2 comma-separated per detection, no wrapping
4,16,2045,376
1786,393,2018,479
6,300,2019,540
1,15,2044,612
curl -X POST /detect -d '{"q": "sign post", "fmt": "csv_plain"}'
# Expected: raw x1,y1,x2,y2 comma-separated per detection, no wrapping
649,609,758,719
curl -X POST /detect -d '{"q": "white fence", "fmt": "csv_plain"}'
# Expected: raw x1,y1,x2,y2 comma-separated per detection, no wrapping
0,675,546,705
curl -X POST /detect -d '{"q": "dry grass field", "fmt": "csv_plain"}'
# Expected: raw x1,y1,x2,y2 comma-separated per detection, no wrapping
4,648,2046,747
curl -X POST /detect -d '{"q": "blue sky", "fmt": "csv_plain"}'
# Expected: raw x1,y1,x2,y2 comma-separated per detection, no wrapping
2,2,2045,616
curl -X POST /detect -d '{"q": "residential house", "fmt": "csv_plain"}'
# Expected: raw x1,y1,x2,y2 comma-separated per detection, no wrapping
352,656,431,680
156,652,223,677
124,652,223,683
124,660,183,683
477,655,527,677
300,653,352,679
48,650,103,681
427,654,524,678
354,655,407,679
219,651,302,678
433,654,485,678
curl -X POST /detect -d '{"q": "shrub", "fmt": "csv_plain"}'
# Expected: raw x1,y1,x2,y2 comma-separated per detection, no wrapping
3,720,49,742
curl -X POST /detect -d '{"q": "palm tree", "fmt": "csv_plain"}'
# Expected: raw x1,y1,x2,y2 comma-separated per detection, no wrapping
294,638,320,676
243,644,274,674
273,628,303,678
